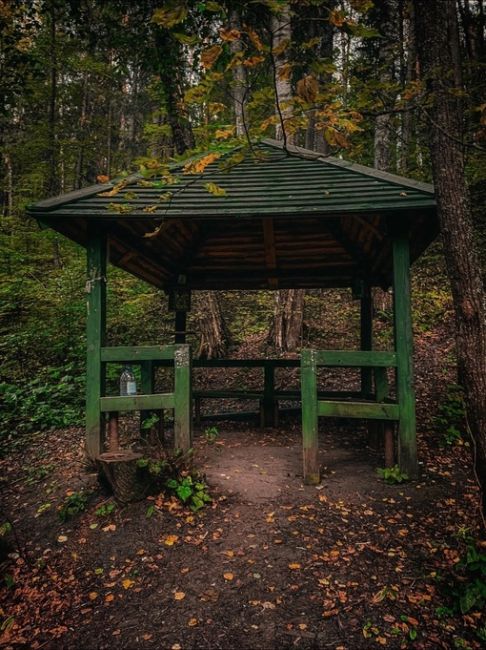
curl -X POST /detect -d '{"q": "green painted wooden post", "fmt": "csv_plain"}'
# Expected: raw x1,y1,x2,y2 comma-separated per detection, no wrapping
175,311,187,344
174,344,192,453
86,223,107,459
263,361,276,427
393,234,418,478
140,361,154,435
301,349,320,484
360,284,373,397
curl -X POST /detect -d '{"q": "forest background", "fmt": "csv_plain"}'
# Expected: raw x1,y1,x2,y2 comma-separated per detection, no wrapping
0,0,485,471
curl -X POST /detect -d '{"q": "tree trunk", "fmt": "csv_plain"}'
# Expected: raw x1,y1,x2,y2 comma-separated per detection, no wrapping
271,5,293,143
398,0,417,174
196,292,229,359
229,9,247,138
154,31,194,156
272,289,305,352
304,0,335,154
414,0,486,514
46,0,59,196
374,0,400,171
270,3,304,350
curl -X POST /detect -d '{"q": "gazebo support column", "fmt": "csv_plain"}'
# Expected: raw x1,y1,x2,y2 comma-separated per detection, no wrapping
301,349,320,484
86,223,107,459
175,310,187,344
360,284,373,396
174,345,192,453
393,234,418,478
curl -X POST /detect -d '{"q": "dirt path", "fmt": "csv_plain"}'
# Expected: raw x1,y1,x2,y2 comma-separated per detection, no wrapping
0,420,483,649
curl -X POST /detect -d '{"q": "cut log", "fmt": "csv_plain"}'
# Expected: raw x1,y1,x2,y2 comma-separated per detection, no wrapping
97,450,145,504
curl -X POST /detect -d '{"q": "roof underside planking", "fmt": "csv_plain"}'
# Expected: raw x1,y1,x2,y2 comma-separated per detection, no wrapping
27,138,438,291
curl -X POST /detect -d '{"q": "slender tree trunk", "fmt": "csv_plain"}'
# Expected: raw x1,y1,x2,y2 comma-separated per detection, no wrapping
304,0,335,154
399,0,417,174
271,4,293,143
229,9,247,138
46,0,59,195
74,71,89,189
270,3,305,351
196,292,230,359
414,0,486,514
374,0,400,171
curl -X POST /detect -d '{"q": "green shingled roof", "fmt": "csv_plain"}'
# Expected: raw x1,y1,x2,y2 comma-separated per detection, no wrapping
28,138,435,220
26,139,438,291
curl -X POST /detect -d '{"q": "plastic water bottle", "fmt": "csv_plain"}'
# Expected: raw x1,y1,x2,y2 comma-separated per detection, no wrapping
120,365,137,396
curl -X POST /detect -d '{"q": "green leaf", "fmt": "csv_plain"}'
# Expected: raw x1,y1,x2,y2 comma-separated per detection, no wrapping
204,182,227,197
176,485,193,502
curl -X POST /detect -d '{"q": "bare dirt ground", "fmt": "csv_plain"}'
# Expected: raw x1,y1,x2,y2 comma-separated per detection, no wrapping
1,412,484,650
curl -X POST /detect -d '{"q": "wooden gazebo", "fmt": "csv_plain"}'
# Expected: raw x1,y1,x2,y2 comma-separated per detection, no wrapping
27,139,438,483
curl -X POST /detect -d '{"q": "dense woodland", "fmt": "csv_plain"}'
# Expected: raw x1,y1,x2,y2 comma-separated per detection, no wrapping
1,1,486,647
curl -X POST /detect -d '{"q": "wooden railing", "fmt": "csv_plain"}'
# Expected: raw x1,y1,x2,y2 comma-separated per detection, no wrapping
99,344,192,453
301,349,399,484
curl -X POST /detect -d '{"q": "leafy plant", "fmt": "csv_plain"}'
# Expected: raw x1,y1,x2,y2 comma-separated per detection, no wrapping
166,475,212,512
453,542,486,614
204,426,219,444
434,384,466,447
58,491,88,522
377,465,409,484
95,501,117,517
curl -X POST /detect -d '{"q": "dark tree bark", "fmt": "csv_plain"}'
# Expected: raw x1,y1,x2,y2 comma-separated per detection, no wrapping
303,0,335,154
46,0,59,196
195,292,230,359
154,31,194,156
373,0,400,171
272,289,305,352
229,9,247,138
414,0,486,514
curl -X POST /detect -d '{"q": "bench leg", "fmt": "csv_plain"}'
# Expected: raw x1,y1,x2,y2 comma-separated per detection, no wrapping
195,398,201,428
108,412,119,452
384,422,395,468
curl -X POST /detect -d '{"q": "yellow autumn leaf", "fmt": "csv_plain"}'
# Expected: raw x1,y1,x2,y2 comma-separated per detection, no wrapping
152,6,187,28
97,180,128,197
105,593,115,602
205,182,227,197
223,572,234,581
296,75,318,103
88,591,98,600
288,563,301,570
174,591,186,600
245,27,264,51
215,126,235,140
57,535,68,543
201,45,223,69
122,579,135,590
143,205,158,213
183,152,221,175
164,534,179,546
188,618,198,627
242,55,265,67
219,28,240,42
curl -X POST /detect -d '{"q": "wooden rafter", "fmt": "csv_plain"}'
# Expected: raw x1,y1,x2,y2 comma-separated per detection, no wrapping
262,218,278,288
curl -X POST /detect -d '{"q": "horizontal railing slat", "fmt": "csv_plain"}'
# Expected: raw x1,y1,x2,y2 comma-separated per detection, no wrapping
317,400,399,420
313,350,397,367
101,345,176,362
100,393,175,412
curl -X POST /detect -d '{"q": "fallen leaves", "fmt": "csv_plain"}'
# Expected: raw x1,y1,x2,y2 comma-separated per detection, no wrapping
122,579,134,590
174,591,186,601
223,572,234,581
163,534,179,546
288,563,301,570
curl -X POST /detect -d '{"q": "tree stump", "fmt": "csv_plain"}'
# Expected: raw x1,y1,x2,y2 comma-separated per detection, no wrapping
97,451,145,504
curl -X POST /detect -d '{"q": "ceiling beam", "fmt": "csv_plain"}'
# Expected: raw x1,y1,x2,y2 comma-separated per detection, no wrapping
262,218,278,289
